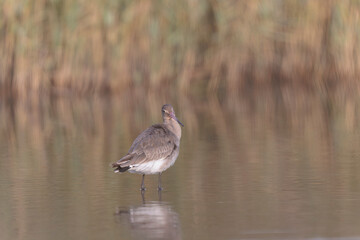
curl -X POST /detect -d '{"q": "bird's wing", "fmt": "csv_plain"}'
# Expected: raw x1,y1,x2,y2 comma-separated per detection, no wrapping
116,124,178,167
128,126,157,153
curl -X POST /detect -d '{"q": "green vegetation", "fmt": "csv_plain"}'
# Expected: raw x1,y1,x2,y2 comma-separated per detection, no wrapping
0,0,359,97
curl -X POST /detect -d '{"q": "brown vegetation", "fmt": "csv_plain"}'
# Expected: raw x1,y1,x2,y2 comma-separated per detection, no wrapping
0,0,360,97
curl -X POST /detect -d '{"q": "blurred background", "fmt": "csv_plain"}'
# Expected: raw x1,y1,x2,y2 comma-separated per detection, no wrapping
1,1,360,240
1,0,360,97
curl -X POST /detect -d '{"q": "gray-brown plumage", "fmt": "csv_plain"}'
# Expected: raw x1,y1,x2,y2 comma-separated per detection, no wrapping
111,104,183,191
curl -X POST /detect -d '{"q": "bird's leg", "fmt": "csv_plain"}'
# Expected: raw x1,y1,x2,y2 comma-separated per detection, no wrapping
157,173,163,191
140,174,146,191
158,187,162,202
141,189,146,203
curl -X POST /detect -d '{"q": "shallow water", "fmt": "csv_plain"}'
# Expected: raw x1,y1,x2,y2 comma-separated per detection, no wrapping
1,93,360,240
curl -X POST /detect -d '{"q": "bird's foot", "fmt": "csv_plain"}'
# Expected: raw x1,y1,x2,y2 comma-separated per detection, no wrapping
157,187,163,191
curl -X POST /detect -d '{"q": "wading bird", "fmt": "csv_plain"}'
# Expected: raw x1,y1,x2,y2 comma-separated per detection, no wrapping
111,104,183,191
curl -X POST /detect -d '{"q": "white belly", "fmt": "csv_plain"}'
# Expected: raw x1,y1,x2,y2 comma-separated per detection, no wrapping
128,158,169,175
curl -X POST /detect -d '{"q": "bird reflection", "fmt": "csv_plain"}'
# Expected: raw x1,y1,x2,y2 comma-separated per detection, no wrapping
116,193,181,240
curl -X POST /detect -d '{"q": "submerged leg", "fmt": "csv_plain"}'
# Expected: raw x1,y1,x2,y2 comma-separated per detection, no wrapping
140,174,146,191
158,173,163,191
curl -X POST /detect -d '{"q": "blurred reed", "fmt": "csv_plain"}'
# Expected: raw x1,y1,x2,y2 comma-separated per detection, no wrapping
0,0,360,97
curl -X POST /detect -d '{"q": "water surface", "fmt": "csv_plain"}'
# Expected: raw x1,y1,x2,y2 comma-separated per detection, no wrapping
0,93,360,240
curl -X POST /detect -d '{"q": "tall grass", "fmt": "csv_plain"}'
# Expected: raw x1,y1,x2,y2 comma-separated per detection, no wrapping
0,0,360,97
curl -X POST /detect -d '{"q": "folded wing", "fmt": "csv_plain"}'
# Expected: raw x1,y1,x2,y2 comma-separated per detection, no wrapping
112,124,177,170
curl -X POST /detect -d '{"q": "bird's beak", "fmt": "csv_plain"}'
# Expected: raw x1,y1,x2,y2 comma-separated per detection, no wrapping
170,113,184,127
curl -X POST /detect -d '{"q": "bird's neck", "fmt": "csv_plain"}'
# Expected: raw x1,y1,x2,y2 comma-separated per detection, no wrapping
164,119,182,139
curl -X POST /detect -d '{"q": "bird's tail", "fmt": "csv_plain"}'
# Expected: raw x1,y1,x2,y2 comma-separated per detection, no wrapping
111,162,130,173
111,154,133,173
